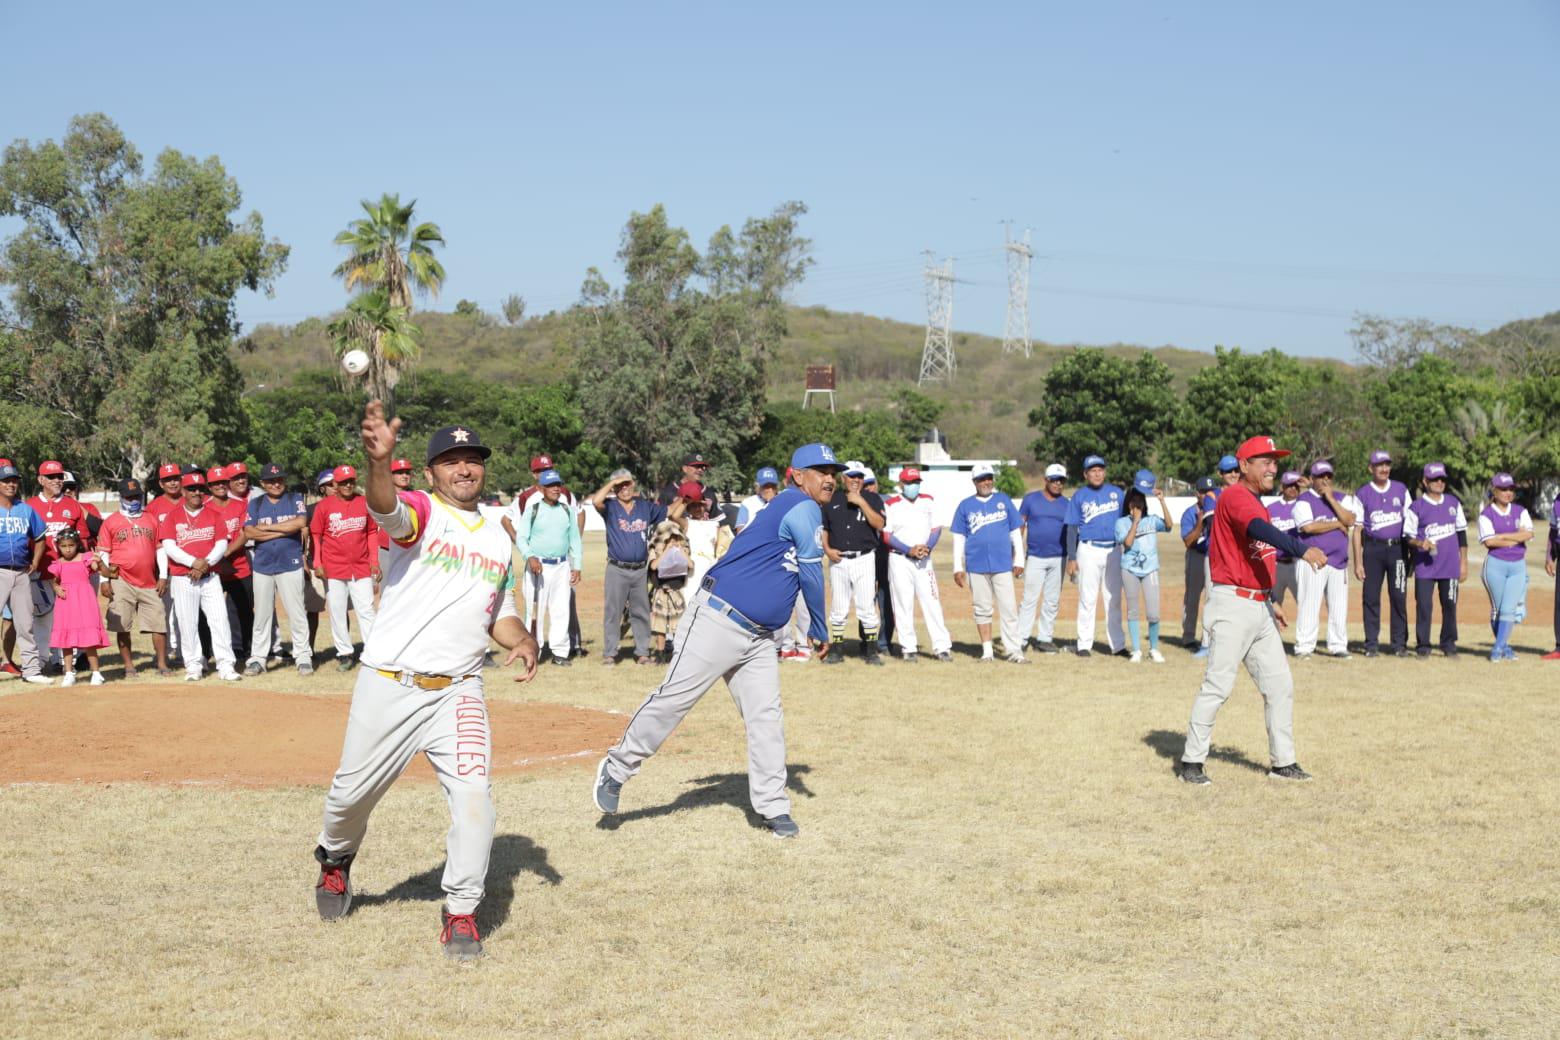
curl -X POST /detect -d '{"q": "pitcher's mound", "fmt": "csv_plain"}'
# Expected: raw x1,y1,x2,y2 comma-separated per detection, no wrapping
0,685,624,787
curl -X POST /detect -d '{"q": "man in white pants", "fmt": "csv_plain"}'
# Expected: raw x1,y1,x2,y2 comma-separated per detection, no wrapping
157,471,241,682
513,468,583,666
881,467,952,662
1017,463,1070,653
1292,460,1359,658
245,463,314,676
822,461,886,664
311,465,379,671
1065,455,1125,657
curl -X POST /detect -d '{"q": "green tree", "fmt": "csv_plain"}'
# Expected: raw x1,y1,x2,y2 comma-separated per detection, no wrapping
0,113,287,480
500,293,526,326
889,386,944,442
326,289,423,403
1365,355,1481,482
1273,367,1383,482
994,464,1026,501
1158,346,1307,481
1026,348,1176,479
742,404,913,488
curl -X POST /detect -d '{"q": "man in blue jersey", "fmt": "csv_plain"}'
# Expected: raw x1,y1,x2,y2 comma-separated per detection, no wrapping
593,443,843,839
951,464,1027,663
1016,463,1070,653
1065,455,1125,657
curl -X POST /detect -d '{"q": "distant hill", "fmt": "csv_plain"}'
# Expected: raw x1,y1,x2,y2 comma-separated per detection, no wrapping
235,304,1352,464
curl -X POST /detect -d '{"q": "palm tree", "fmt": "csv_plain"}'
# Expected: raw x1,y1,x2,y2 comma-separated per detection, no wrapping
327,290,422,406
333,193,446,308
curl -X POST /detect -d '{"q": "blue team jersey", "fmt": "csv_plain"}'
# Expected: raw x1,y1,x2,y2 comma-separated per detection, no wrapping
705,487,827,637
1179,492,1218,553
1018,490,1069,558
951,492,1022,573
0,501,46,567
1065,484,1124,543
1115,514,1168,577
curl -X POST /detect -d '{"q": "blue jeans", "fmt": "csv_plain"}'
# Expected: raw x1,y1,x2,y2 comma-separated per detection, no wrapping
1481,556,1527,624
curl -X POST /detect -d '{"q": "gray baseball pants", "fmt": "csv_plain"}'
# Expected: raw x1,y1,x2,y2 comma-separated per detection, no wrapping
0,569,42,676
249,568,312,668
605,591,791,820
1182,586,1297,769
1017,555,1064,643
602,561,652,659
318,669,496,915
1181,549,1208,645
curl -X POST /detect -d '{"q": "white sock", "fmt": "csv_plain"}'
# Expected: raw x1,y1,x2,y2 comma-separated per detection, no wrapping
982,640,993,656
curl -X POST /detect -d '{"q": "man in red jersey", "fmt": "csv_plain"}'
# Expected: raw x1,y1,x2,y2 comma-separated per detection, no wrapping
147,463,187,665
99,478,172,676
208,466,255,665
27,460,93,673
311,464,379,670
1178,435,1328,786
158,470,241,682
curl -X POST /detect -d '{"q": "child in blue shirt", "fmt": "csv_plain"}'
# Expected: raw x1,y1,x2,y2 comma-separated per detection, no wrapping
1114,472,1171,662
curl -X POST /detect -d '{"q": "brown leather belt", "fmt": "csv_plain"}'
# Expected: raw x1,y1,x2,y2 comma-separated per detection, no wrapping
375,668,476,691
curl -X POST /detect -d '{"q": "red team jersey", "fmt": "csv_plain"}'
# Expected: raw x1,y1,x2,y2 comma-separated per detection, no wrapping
211,497,252,579
157,503,224,578
99,512,161,588
310,493,379,579
1207,484,1279,590
26,494,93,565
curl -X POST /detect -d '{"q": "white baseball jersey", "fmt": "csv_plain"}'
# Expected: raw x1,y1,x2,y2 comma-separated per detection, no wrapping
882,492,937,546
366,490,518,677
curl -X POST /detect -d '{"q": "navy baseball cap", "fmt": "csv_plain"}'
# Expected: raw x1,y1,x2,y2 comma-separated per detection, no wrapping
259,463,286,481
1133,469,1156,493
1083,454,1106,470
756,466,779,487
426,424,492,464
316,469,335,487
119,478,144,497
1195,476,1217,493
790,443,844,472
0,464,19,480
1218,454,1239,473
537,468,564,487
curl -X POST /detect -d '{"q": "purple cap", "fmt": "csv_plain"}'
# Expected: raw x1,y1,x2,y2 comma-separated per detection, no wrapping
1423,462,1447,480
1490,472,1515,490
1280,470,1301,486
1369,450,1392,465
1309,460,1334,477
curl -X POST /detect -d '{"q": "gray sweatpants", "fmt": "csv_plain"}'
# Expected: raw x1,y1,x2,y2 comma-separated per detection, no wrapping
249,568,312,667
1182,586,1297,769
605,591,791,820
602,561,652,659
0,569,42,676
318,669,495,915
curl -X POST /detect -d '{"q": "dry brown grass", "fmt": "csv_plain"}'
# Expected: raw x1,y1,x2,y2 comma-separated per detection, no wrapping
1,533,1556,1039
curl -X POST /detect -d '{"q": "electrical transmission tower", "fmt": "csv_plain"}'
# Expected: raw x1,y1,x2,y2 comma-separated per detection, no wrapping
918,252,956,385
1002,223,1033,357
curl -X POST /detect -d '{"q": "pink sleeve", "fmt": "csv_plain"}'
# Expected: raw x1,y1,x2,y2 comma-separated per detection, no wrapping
393,490,433,546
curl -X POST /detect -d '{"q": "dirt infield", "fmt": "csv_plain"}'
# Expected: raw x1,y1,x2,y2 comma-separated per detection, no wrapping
0,685,623,787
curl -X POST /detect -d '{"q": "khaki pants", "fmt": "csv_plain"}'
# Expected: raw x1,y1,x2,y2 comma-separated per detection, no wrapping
968,571,1022,657
1182,586,1297,769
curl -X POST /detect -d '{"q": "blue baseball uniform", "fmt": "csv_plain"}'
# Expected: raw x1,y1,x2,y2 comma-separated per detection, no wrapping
1066,482,1126,654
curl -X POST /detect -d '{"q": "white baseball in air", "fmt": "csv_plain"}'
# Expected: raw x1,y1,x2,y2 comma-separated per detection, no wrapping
341,349,370,376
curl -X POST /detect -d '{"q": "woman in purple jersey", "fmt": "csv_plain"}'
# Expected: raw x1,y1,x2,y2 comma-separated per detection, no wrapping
1545,493,1559,662
1477,473,1534,662
1403,462,1467,657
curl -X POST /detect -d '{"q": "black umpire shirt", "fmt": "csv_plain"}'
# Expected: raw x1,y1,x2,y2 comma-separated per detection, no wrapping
824,488,886,555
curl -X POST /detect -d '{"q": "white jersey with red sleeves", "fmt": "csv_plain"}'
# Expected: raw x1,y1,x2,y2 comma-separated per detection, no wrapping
363,490,518,678
882,492,937,547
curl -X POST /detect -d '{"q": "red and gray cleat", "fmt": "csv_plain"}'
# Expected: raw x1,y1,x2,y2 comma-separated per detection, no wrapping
441,909,484,961
313,846,354,921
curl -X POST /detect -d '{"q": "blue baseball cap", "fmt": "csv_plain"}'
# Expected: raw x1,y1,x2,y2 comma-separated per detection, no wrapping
538,468,564,487
790,443,844,472
1217,454,1239,473
755,466,779,487
1083,454,1106,470
1133,469,1156,493
0,464,18,480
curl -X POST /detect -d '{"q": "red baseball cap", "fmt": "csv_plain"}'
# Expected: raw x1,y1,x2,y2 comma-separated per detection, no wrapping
227,462,249,476
158,463,181,479
530,454,553,473
1235,435,1292,461
333,464,358,482
181,472,208,488
206,465,229,483
678,480,705,502
389,458,413,473
898,467,923,483
38,461,64,476
0,458,11,468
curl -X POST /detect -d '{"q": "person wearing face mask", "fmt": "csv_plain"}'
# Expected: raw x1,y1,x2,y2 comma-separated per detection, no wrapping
881,467,952,662
98,478,172,676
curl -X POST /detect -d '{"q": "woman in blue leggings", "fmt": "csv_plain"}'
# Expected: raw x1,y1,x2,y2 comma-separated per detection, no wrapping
1477,473,1534,662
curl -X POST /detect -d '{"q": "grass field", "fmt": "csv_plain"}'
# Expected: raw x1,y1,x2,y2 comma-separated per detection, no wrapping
2,533,1556,1039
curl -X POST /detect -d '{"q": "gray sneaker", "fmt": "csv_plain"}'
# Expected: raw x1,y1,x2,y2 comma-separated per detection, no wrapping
244,661,264,677
901,652,918,663
593,756,622,814
313,846,354,921
298,661,314,677
336,656,356,672
1268,763,1313,782
1178,762,1211,785
440,909,484,961
763,814,800,839
936,651,954,662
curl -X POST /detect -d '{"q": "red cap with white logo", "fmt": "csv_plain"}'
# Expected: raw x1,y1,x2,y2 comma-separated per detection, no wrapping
158,463,181,479
38,461,64,476
1235,435,1291,461
332,465,357,483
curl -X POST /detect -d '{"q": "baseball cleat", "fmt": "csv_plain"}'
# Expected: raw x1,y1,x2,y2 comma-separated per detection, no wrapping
298,661,315,676
1268,763,1313,782
901,652,918,663
1416,648,1433,659
314,846,354,920
1075,648,1091,658
183,672,202,682
244,661,264,676
763,814,800,839
863,650,885,667
1330,650,1352,660
551,656,572,667
218,669,242,682
337,656,357,672
935,651,954,662
1033,641,1060,654
1005,653,1028,664
1364,648,1380,658
593,756,622,814
1178,762,1211,785
440,909,483,961
821,653,844,665
1148,649,1166,664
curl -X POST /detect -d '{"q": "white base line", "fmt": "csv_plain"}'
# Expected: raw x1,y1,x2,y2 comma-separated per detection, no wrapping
507,748,608,768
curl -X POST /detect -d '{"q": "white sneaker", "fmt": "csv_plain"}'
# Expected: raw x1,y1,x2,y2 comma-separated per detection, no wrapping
89,671,105,686
22,674,53,686
61,671,76,686
1129,651,1142,663
183,672,202,682
1148,649,1166,663
218,669,242,682
1005,653,1028,665
979,653,995,663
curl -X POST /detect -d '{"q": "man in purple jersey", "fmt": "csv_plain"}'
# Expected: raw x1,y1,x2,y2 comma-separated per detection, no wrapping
1266,471,1304,613
1545,492,1559,661
1403,462,1467,658
1351,450,1412,657
1293,460,1359,658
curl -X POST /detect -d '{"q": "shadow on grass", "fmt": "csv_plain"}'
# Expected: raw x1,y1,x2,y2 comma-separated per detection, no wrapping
597,764,815,832
353,833,560,935
1142,728,1267,777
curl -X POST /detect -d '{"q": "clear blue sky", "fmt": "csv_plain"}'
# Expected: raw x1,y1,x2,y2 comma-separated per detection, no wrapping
5,1,1558,359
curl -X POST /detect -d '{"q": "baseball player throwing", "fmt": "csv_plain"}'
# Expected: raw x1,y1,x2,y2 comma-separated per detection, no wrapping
593,443,842,838
1179,435,1327,786
312,403,539,961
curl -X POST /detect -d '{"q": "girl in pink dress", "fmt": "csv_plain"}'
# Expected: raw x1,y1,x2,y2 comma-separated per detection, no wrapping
48,529,109,686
